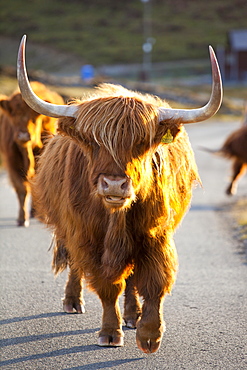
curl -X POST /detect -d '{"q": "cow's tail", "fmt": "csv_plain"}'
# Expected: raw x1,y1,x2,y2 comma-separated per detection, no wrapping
198,145,234,159
49,236,69,275
198,146,224,156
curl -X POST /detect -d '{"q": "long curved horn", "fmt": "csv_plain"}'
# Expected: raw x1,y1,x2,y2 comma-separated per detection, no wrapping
17,35,78,118
158,46,223,124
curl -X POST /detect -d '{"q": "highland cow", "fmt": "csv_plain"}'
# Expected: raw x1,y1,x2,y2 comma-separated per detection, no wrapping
0,82,64,226
202,104,247,195
17,35,222,353
221,124,247,196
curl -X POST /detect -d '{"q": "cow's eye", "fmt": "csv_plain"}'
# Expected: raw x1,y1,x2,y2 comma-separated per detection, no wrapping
134,142,147,156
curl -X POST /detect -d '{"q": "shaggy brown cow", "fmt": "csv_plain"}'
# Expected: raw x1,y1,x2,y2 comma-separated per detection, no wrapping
0,81,64,226
222,105,247,195
17,35,222,353
224,127,247,195
201,105,247,195
217,127,247,196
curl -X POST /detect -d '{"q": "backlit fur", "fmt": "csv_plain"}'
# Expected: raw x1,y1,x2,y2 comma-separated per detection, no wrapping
31,83,200,352
0,82,64,226
219,124,247,195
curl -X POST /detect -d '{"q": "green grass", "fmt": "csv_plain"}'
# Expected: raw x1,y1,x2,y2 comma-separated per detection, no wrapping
0,0,246,66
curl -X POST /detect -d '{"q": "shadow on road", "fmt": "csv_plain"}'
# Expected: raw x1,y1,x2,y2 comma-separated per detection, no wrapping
0,311,75,326
0,346,143,368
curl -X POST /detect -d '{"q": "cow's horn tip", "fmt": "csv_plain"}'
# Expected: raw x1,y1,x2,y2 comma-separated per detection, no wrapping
21,34,27,43
208,45,216,58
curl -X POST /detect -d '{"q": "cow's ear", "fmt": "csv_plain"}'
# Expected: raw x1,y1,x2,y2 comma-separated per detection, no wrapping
57,117,88,146
157,122,182,145
0,99,12,114
57,118,91,151
57,117,78,137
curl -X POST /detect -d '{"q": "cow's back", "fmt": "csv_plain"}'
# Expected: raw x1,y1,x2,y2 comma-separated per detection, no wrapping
222,126,247,162
0,110,15,156
30,82,64,136
0,110,27,185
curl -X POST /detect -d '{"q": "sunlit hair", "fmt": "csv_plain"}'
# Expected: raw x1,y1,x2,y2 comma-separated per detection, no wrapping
72,84,167,166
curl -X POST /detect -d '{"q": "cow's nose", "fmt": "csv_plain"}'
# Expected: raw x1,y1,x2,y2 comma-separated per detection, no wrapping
17,131,31,142
101,176,129,193
97,175,133,206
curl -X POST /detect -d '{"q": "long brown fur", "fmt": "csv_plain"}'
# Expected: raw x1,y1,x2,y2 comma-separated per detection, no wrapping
0,82,64,226
201,119,247,195
220,125,247,195
31,83,200,352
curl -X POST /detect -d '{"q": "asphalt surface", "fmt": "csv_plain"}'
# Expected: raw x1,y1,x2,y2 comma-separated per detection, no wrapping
0,118,246,369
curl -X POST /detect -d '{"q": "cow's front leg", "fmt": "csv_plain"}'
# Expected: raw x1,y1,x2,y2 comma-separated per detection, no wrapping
9,168,30,226
136,296,165,354
135,237,177,353
95,279,125,347
123,274,142,328
63,267,85,314
16,184,30,227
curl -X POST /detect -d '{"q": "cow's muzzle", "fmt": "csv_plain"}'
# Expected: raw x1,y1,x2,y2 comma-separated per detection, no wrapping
16,131,31,143
97,175,134,207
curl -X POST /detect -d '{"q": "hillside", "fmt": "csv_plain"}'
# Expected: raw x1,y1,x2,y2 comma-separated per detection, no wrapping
0,0,246,69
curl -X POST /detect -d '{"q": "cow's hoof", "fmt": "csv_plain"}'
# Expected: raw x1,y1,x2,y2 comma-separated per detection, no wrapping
136,321,165,354
226,186,236,196
63,302,85,314
98,335,124,347
136,336,162,354
17,220,29,227
124,318,137,329
226,189,233,196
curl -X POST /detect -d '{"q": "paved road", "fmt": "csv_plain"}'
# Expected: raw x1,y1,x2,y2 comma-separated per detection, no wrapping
0,118,246,369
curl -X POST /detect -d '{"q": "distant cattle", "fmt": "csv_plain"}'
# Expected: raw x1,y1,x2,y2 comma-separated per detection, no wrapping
202,104,247,195
17,35,222,353
0,81,64,226
222,106,247,195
